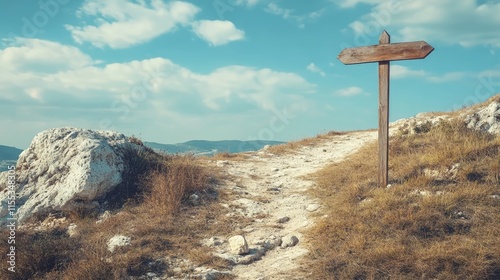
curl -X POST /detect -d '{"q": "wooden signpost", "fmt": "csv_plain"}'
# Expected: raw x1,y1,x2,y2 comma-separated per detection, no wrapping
337,31,434,187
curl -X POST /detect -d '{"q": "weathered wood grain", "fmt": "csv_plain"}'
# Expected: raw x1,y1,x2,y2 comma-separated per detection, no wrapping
337,40,434,65
378,31,390,188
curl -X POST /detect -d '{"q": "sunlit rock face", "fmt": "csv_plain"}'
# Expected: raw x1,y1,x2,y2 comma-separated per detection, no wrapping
0,127,139,226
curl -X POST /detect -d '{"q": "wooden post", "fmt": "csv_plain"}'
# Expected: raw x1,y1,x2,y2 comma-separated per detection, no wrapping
378,31,390,188
337,31,434,187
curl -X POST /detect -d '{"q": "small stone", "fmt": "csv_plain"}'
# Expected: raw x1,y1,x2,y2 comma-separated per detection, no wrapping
96,210,112,224
216,160,230,167
107,235,131,252
281,235,299,248
267,187,281,193
189,193,200,205
277,216,290,223
228,235,249,255
67,223,78,237
263,238,282,250
173,267,182,274
359,198,373,205
306,204,321,212
205,236,224,247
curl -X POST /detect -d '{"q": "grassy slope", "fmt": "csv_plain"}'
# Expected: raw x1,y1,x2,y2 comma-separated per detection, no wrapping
304,120,500,279
0,144,237,279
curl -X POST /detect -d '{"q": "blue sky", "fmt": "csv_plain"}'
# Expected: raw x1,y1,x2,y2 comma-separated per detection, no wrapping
1,0,499,148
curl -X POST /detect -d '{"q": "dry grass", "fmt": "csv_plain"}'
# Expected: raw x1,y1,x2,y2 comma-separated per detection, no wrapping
451,94,500,115
267,131,347,155
304,120,500,280
210,151,250,161
0,148,240,279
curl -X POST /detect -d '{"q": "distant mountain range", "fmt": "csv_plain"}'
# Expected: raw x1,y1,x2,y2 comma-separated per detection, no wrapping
0,140,284,172
0,145,23,161
0,145,23,172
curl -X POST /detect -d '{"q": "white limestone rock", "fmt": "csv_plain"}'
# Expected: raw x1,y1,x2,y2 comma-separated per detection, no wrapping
464,101,500,134
0,127,144,225
228,235,249,255
281,235,299,249
107,235,131,252
306,203,321,212
67,223,78,237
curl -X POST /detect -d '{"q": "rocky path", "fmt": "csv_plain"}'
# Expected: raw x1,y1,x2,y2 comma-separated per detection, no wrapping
209,131,377,279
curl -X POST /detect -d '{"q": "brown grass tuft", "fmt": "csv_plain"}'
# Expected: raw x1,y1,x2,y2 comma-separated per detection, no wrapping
210,151,250,161
304,120,500,279
267,130,347,155
0,149,238,279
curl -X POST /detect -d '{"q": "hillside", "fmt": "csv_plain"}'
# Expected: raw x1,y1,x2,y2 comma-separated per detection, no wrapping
0,145,22,172
0,145,22,161
1,96,499,279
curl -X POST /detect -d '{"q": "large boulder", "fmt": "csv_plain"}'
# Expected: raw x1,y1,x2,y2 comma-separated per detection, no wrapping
0,127,145,226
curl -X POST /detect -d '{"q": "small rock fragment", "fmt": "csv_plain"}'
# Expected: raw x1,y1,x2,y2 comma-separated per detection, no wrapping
306,204,321,212
267,187,281,193
277,216,290,223
281,235,299,248
189,193,200,205
67,223,78,237
205,236,224,247
264,238,282,250
96,210,112,224
107,235,131,252
228,235,249,255
216,160,230,167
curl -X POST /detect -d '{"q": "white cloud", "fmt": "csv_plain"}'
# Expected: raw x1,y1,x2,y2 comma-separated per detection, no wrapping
479,69,500,78
199,66,315,110
391,65,427,79
0,38,96,104
426,72,468,83
232,0,261,7
0,38,318,148
66,0,200,49
335,86,365,97
306,63,326,77
343,0,500,48
25,88,44,102
265,3,292,19
264,3,328,28
389,65,467,83
192,20,245,46
0,38,94,72
335,0,383,8
0,39,315,117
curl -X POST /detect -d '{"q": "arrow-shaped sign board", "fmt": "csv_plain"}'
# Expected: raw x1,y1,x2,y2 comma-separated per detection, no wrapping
338,40,434,65
337,31,434,187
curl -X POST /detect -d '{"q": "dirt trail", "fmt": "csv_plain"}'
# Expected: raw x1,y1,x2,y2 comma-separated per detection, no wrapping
212,131,377,279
